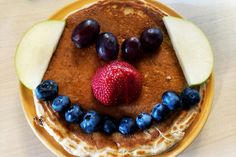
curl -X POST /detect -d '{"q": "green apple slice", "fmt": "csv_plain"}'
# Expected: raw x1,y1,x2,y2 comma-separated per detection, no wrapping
15,20,65,89
163,16,213,86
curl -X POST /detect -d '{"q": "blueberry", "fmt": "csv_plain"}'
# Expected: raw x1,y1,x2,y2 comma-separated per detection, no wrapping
122,37,142,61
65,104,84,124
118,117,136,135
136,113,152,130
71,19,100,48
102,116,117,134
51,95,71,112
96,32,119,61
80,110,101,134
140,28,163,52
35,80,58,101
162,91,181,110
181,88,200,110
151,103,169,121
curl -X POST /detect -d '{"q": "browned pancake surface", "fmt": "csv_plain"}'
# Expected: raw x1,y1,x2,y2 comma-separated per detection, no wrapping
43,0,186,150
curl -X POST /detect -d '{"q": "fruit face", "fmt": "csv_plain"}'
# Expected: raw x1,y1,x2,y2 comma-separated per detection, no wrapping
163,16,213,86
136,113,152,130
151,103,169,121
35,80,58,101
181,88,200,109
51,95,71,112
80,110,101,134
140,27,163,52
91,61,142,106
65,104,84,124
162,91,181,110
71,19,100,48
118,117,136,135
96,32,119,61
15,20,65,89
122,37,143,61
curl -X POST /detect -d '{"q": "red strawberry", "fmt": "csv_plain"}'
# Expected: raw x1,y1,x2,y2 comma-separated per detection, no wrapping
92,61,142,106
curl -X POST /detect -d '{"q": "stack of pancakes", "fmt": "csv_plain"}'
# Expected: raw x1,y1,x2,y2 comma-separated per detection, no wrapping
33,0,205,156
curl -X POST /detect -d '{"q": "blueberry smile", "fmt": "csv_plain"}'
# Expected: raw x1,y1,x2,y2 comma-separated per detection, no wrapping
36,80,200,135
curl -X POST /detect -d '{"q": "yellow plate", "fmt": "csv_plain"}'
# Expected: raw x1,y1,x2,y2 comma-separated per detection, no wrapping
18,0,214,156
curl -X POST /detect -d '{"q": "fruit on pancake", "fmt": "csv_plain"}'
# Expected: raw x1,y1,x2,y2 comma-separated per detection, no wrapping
162,91,181,110
163,16,213,86
80,110,101,133
140,27,163,52
102,116,117,134
71,19,100,48
65,104,84,124
15,20,65,89
91,61,142,106
151,103,169,121
35,80,58,101
136,113,152,130
52,95,71,112
122,37,143,61
118,117,136,135
181,88,200,110
96,32,119,61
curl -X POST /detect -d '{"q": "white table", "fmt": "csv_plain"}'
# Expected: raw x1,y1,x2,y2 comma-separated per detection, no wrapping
0,0,236,156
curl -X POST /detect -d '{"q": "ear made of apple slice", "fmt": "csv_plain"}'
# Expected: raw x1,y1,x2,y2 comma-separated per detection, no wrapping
163,16,213,86
15,20,66,89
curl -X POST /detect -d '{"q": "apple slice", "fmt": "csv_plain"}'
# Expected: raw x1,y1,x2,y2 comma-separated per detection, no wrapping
15,20,65,89
163,16,213,86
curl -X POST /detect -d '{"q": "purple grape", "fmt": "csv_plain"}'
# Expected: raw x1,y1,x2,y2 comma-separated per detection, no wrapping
140,28,163,52
96,32,119,61
121,37,143,61
71,19,100,48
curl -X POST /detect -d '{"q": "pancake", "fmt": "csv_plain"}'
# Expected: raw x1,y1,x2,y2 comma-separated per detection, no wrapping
33,0,205,156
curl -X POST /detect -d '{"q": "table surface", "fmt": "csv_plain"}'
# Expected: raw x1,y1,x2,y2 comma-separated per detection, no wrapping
1,0,236,156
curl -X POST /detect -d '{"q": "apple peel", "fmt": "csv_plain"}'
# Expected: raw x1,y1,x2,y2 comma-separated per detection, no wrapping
163,16,213,86
15,20,65,89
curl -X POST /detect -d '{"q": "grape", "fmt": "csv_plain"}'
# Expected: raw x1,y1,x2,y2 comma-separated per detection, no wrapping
96,32,119,61
71,19,100,48
140,28,163,52
121,37,142,61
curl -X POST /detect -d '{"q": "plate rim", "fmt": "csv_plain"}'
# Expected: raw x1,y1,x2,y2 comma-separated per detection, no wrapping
18,0,214,156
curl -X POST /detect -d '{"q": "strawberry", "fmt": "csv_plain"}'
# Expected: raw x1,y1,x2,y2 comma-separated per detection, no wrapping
92,61,142,106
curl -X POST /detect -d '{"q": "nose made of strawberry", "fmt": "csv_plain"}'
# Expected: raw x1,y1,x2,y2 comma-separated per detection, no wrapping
91,61,142,106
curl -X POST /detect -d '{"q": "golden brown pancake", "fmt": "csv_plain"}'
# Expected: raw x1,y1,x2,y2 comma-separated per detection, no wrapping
34,0,204,156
